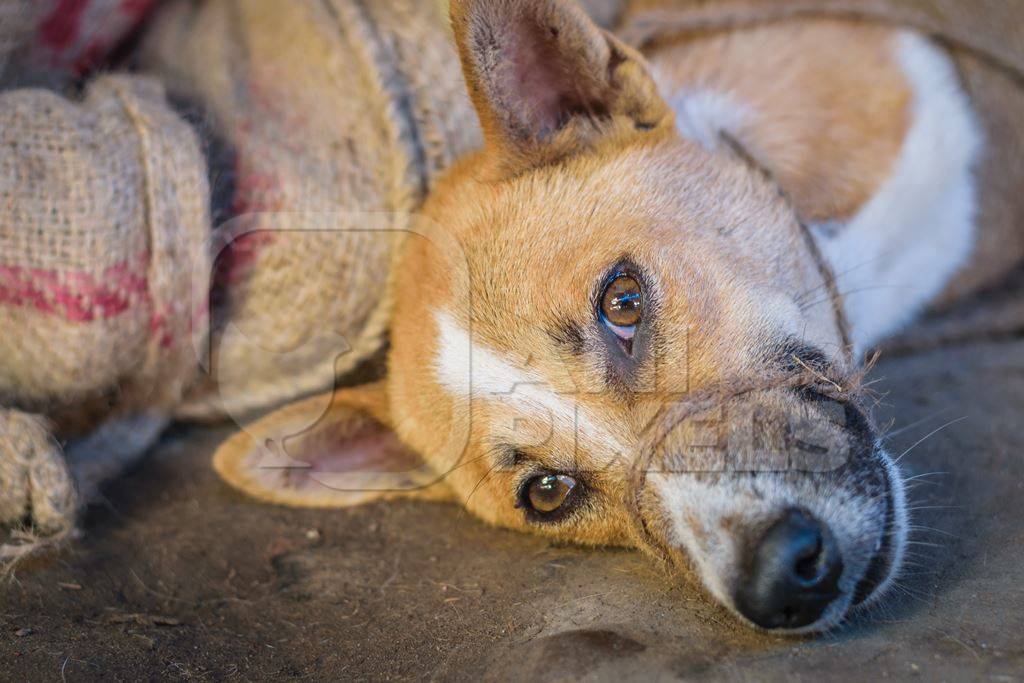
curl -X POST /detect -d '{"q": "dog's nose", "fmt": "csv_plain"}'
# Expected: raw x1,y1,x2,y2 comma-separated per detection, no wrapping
735,509,843,630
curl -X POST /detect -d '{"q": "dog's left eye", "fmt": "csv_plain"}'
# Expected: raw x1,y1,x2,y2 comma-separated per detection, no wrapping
523,473,577,514
600,273,643,340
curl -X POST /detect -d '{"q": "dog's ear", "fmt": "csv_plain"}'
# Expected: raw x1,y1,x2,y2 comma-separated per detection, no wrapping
213,382,452,507
450,0,670,172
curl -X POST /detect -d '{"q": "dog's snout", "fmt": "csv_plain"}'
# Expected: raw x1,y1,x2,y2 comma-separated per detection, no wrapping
735,509,843,630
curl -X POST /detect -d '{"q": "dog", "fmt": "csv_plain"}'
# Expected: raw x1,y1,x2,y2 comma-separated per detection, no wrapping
212,0,1024,633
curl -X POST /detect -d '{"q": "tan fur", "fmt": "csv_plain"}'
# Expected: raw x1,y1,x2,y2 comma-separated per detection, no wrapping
211,0,1024,631
648,20,912,222
389,137,844,546
621,0,1024,305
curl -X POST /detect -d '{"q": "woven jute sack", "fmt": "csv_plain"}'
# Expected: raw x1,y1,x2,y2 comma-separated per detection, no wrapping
140,0,482,422
0,74,210,556
0,0,157,85
0,0,629,560
0,1,42,75
140,0,624,422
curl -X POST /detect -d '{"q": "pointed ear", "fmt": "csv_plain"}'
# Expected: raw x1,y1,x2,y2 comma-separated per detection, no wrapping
451,0,671,170
213,381,452,508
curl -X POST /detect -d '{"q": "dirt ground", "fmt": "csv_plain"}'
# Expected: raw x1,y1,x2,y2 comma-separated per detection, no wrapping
2,338,1023,681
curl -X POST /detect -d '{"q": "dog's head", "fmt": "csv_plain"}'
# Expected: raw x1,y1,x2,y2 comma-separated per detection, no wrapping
214,0,907,633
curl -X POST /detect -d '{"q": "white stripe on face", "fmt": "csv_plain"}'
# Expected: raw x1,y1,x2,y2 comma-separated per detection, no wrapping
433,310,626,458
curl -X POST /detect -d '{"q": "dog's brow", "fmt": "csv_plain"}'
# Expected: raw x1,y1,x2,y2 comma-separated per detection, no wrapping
488,443,526,470
774,338,830,374
546,320,586,355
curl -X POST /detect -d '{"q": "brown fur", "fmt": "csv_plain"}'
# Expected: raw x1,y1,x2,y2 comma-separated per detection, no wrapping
621,0,1024,305
648,20,912,222
212,0,1022,631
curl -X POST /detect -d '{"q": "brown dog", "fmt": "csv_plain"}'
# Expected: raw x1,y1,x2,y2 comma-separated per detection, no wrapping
214,0,1023,633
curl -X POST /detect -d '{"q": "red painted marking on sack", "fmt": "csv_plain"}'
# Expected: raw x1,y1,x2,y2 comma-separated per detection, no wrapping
119,0,154,19
233,170,285,215
71,39,109,75
211,229,276,301
211,160,282,294
38,0,90,52
0,254,185,348
149,309,174,348
36,0,157,75
0,255,148,323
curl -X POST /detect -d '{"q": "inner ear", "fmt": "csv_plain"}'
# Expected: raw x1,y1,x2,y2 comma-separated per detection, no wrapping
275,410,422,485
452,0,667,163
213,387,451,508
493,10,613,140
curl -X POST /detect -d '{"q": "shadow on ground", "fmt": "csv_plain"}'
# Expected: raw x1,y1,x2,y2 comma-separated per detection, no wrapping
2,340,1023,681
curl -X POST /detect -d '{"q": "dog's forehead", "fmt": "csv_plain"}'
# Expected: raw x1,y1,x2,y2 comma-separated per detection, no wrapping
439,143,814,304
415,140,846,444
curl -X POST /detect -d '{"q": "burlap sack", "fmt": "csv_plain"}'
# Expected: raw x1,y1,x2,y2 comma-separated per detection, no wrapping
140,0,626,422
0,74,210,553
0,411,75,538
0,1,43,76
140,0,483,421
0,0,642,562
0,0,156,86
618,0,1024,307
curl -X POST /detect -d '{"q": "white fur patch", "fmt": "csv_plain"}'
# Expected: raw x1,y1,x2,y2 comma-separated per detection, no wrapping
862,446,909,609
649,472,748,610
433,311,625,456
812,33,983,355
658,82,752,151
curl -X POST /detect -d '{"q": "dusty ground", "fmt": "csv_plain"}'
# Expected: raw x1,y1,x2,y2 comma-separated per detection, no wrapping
2,339,1023,681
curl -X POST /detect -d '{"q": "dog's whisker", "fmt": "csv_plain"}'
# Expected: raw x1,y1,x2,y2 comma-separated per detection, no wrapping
799,284,904,312
901,470,949,483
905,524,961,538
439,451,492,476
882,410,954,441
462,460,503,508
888,581,934,605
893,416,969,464
793,251,895,305
901,482,942,496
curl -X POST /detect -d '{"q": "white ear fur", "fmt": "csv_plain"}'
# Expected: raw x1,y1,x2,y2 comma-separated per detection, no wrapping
213,383,453,508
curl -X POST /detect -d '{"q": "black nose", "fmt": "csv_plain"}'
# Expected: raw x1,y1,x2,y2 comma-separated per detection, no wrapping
735,509,844,630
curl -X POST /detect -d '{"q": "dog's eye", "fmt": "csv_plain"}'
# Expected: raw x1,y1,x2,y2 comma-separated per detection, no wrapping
600,273,643,338
524,473,577,514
